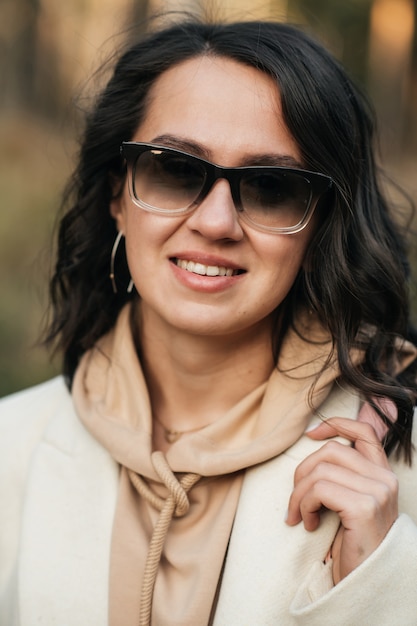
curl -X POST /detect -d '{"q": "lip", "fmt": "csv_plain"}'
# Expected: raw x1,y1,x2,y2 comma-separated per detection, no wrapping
169,252,246,293
172,252,246,272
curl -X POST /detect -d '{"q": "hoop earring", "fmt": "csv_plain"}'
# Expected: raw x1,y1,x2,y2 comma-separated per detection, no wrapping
110,231,134,294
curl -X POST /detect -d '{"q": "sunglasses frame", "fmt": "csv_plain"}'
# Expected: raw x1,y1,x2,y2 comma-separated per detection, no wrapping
120,142,333,234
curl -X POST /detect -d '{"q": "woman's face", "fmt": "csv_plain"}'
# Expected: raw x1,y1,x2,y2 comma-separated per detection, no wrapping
111,56,316,341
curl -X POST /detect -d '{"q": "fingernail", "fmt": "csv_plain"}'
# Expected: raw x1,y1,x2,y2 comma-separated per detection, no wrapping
304,423,318,433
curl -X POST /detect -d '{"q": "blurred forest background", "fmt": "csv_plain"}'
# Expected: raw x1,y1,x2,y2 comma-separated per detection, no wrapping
1,0,417,396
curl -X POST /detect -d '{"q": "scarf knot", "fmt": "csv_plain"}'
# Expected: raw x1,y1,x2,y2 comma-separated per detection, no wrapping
128,451,200,517
127,452,201,625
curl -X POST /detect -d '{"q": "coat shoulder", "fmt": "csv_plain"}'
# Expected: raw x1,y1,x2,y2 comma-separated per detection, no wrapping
0,376,69,422
0,376,71,495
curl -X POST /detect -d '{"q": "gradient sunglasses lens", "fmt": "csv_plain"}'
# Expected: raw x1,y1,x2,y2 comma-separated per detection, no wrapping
133,148,206,211
239,170,312,229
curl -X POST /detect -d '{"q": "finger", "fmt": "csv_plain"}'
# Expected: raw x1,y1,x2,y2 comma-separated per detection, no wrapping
288,480,354,530
288,461,398,526
305,417,390,467
294,440,391,489
293,460,397,504
357,399,397,440
287,477,397,532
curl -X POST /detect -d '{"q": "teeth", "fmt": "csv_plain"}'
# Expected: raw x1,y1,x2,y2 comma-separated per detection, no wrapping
193,262,206,275
175,258,239,277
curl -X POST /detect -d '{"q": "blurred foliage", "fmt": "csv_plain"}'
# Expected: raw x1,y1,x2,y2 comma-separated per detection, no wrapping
1,0,416,397
0,113,74,396
287,0,372,84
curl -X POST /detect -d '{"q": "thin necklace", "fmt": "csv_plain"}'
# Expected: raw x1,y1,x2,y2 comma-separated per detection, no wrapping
153,414,214,443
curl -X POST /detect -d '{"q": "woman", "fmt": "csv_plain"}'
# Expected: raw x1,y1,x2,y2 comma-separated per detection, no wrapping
1,17,417,626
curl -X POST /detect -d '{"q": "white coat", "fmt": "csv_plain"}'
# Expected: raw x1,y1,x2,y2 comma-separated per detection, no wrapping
1,377,417,625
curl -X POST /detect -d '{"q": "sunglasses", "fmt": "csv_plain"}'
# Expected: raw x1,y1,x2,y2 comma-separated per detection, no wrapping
120,142,333,234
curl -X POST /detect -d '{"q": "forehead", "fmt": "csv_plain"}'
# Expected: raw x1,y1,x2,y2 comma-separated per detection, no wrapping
134,55,301,164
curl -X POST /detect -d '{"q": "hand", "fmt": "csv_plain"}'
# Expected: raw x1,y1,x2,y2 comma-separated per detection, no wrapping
286,417,399,584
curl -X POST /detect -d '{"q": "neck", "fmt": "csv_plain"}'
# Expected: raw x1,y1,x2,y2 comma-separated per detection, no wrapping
135,305,276,441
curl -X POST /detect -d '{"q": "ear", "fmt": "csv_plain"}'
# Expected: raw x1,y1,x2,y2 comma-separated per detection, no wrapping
110,195,126,233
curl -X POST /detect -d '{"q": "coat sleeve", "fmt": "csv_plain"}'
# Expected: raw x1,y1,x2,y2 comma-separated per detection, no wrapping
290,513,417,625
290,421,417,626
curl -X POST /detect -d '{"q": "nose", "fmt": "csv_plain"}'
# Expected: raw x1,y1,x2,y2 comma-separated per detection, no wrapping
185,179,244,242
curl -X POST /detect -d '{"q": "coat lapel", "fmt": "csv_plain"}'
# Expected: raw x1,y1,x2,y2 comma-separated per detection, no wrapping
18,396,119,625
214,382,360,625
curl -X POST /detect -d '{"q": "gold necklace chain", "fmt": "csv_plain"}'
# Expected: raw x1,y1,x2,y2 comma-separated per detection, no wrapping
153,414,214,443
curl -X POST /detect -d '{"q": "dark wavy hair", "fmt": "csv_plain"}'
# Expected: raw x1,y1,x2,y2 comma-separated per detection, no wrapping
45,17,417,461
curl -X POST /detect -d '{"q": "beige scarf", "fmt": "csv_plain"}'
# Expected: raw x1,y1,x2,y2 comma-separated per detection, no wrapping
71,305,362,626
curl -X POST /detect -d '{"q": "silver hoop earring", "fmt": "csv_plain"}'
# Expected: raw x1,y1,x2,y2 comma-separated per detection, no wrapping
110,231,134,294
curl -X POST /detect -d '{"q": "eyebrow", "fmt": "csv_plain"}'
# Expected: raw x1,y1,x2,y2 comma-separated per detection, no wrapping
150,134,304,169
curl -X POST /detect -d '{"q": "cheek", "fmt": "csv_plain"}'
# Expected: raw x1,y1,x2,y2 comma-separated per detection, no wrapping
261,233,312,278
123,210,182,274
124,209,164,247
255,234,313,309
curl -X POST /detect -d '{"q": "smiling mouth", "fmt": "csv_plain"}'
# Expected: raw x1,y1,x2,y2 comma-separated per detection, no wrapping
172,258,245,277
